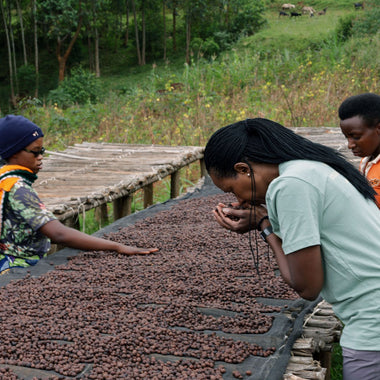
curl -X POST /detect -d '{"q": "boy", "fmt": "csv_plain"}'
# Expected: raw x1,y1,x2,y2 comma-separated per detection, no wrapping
339,93,380,208
0,115,158,274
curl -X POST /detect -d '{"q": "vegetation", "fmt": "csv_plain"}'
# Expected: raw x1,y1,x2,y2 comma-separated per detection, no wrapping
2,1,378,376
0,0,266,109
1,0,379,151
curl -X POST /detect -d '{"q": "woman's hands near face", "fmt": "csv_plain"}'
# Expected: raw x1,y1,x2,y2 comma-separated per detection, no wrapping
212,202,268,233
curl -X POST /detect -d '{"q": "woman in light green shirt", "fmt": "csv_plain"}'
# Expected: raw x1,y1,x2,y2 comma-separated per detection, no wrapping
204,118,380,380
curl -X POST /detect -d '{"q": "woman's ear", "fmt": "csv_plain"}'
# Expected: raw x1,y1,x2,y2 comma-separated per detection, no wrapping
233,162,251,175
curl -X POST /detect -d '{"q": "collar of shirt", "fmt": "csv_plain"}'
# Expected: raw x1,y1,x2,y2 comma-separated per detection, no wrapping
360,153,380,176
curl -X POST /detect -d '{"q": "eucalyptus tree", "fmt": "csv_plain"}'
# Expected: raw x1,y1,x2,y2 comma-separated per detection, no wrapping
130,0,161,65
84,0,108,77
38,0,84,82
32,0,39,97
162,0,166,59
15,0,27,65
0,0,16,106
182,0,209,64
165,0,177,53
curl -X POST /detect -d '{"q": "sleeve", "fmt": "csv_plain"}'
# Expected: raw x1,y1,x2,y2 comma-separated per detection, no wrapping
368,162,380,209
266,177,322,255
9,183,57,231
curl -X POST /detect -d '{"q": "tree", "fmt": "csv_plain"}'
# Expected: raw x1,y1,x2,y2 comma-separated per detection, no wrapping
85,0,105,77
128,0,163,65
15,0,27,65
182,0,208,64
38,0,84,82
33,0,39,97
162,0,166,60
1,0,17,107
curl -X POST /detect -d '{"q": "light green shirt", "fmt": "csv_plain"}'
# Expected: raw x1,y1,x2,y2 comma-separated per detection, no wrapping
266,160,380,350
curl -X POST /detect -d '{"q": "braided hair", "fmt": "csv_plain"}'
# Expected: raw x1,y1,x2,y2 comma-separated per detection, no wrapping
204,118,376,202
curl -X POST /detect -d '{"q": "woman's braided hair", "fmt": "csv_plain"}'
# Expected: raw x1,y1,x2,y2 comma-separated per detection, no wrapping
204,118,376,202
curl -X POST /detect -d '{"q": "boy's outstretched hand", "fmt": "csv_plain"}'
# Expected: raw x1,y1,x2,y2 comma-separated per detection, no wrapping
116,244,159,255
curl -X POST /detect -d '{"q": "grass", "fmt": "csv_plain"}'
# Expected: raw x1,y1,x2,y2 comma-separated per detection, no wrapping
331,343,343,380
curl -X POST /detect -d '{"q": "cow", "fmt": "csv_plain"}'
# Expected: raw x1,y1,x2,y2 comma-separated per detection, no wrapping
318,7,327,15
302,6,316,14
279,11,289,17
354,2,364,9
281,3,295,10
290,11,302,17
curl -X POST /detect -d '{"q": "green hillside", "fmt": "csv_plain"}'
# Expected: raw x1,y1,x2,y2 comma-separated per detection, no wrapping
2,0,380,152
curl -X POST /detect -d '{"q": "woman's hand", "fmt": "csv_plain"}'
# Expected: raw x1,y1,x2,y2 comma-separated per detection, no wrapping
115,244,159,255
212,202,268,233
41,220,159,255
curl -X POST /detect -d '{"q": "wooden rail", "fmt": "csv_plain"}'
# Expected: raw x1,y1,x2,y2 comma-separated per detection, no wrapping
35,143,205,228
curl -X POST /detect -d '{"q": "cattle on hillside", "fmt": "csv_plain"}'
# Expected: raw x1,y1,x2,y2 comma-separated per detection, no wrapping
281,3,295,10
302,6,316,14
279,11,289,17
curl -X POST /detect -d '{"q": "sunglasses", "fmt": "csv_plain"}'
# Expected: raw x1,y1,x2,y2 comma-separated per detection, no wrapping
23,147,46,157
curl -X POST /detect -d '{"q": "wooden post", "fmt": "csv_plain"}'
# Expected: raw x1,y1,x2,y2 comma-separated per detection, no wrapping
170,170,180,199
200,158,206,177
113,195,132,220
144,183,154,208
63,215,80,230
315,351,332,380
95,203,108,225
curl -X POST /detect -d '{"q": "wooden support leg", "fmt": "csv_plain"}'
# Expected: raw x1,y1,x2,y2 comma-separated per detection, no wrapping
200,158,206,177
170,170,180,199
95,203,108,225
315,350,332,380
113,195,132,220
144,183,154,208
63,215,80,230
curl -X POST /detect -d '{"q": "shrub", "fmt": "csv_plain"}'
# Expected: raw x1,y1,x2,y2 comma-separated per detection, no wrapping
17,64,37,96
352,6,380,36
191,37,220,58
335,14,355,42
47,67,101,108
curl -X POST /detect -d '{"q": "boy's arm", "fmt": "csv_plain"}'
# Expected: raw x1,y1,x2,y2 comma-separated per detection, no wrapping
40,220,158,255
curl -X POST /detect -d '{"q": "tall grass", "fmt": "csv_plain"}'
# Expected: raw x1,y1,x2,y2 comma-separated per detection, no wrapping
23,48,379,151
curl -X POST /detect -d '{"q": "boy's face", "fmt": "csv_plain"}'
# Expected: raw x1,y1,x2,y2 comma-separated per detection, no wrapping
340,116,380,159
7,137,45,174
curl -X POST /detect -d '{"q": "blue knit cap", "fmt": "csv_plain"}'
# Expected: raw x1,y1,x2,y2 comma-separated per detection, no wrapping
0,115,44,159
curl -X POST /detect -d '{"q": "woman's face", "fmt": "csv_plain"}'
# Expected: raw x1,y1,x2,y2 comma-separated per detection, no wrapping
209,162,277,207
8,137,45,174
340,116,380,159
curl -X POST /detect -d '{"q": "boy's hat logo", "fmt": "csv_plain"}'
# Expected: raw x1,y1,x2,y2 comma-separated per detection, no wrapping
32,131,39,137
